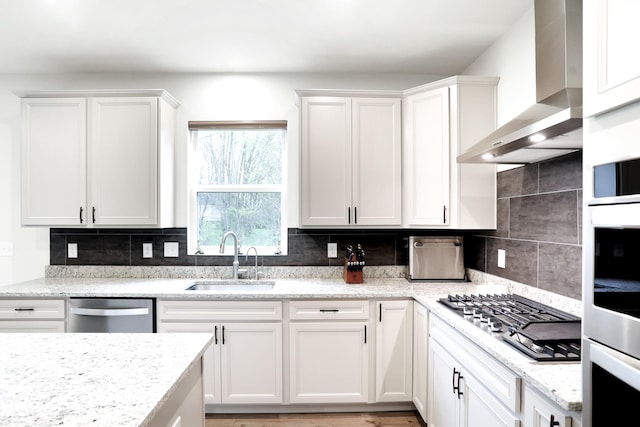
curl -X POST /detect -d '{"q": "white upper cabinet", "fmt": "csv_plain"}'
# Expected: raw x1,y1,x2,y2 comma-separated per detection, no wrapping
300,96,352,226
89,97,159,225
20,98,87,225
351,98,402,226
403,87,450,226
300,93,401,226
584,0,640,117
18,90,178,227
403,77,498,229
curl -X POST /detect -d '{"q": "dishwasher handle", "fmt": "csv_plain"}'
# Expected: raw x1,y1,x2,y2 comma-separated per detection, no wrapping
70,307,150,317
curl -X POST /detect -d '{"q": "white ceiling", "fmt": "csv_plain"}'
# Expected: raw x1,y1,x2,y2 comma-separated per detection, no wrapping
0,0,532,74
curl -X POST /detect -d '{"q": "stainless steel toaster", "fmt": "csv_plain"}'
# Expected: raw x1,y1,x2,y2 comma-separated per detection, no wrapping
408,236,466,281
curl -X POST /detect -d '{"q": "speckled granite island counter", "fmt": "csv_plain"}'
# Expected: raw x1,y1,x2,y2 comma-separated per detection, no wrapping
0,333,212,427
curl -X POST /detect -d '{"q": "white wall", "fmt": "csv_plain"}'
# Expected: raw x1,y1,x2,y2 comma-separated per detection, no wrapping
463,5,536,127
0,72,438,285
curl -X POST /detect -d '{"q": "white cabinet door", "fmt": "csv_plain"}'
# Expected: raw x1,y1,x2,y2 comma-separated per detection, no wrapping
300,95,401,226
584,0,640,117
300,97,352,226
403,87,450,226
20,98,87,225
375,300,413,402
158,321,282,405
89,97,159,225
220,322,282,404
289,321,369,403
412,303,428,422
352,98,402,226
428,337,461,427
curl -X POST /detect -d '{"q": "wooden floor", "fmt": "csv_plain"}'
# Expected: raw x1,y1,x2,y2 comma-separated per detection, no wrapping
205,411,425,427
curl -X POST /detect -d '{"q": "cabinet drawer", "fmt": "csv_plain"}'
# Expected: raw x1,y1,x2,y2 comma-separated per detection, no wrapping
158,300,282,321
430,314,520,412
0,299,66,319
289,300,369,320
0,320,66,332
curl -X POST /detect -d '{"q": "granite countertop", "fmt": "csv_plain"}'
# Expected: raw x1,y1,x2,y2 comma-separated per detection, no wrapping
0,272,582,413
0,333,212,427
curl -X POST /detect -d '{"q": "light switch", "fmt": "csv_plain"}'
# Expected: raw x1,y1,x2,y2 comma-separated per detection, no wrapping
68,243,78,259
164,242,179,258
497,249,506,269
143,243,153,258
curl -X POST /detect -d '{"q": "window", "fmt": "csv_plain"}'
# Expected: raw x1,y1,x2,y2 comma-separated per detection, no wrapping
188,121,287,256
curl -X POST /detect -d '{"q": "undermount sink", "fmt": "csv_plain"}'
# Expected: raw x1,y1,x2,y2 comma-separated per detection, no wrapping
185,280,276,291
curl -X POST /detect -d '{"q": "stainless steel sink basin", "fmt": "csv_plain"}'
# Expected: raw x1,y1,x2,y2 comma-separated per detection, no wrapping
185,280,275,291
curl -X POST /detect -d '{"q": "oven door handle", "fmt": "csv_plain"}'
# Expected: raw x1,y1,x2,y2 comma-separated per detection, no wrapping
70,307,150,317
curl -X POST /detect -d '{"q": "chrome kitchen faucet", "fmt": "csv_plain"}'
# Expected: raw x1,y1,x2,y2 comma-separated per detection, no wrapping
219,231,240,280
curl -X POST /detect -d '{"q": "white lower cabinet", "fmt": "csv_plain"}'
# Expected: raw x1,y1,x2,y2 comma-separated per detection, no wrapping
288,300,369,403
375,300,413,402
523,385,580,427
157,300,283,406
412,302,428,422
428,314,520,427
0,299,65,332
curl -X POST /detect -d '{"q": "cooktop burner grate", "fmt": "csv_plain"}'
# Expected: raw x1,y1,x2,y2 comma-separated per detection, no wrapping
439,294,581,362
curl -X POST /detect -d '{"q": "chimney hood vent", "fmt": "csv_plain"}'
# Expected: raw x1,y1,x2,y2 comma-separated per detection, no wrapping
458,0,582,164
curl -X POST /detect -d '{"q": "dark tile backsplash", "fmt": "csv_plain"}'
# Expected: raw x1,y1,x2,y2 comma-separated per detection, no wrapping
49,151,583,300
50,227,457,269
467,151,583,299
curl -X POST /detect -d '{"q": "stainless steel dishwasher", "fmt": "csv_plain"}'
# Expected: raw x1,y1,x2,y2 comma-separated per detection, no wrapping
68,298,155,333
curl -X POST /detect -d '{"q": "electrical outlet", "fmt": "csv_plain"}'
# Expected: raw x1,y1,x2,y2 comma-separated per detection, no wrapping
68,243,78,259
327,242,338,258
497,249,506,269
143,243,153,258
0,241,13,257
164,242,179,258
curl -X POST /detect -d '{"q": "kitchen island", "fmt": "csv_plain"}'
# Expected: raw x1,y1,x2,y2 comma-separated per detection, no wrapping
0,333,212,427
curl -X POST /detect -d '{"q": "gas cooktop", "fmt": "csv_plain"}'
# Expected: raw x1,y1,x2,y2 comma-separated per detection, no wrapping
439,294,581,362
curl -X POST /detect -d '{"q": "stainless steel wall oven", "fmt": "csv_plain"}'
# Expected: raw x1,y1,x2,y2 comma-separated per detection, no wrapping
583,157,640,427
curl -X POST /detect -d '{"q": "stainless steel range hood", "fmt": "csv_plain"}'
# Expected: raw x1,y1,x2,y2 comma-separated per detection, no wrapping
458,0,582,164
